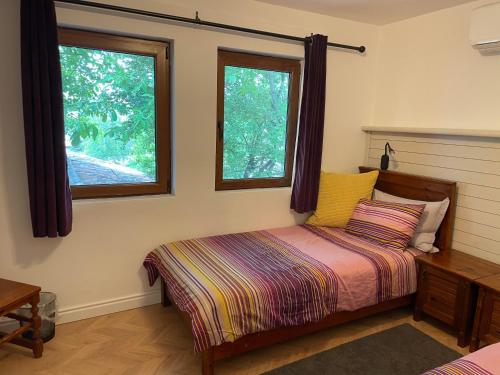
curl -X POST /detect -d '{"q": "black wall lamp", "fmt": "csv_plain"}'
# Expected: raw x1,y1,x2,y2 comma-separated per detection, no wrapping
380,142,395,170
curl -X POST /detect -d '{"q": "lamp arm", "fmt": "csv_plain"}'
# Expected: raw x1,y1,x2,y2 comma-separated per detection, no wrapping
385,142,395,155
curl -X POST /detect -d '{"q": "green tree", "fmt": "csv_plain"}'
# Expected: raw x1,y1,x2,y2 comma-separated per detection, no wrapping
223,66,290,180
59,46,156,178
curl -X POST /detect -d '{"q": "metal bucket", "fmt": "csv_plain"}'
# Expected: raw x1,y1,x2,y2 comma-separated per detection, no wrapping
17,291,56,343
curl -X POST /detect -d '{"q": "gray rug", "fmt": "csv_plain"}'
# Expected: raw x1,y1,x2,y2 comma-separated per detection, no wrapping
264,324,461,375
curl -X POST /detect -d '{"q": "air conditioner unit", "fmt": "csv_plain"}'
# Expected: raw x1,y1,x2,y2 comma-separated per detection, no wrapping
470,2,500,55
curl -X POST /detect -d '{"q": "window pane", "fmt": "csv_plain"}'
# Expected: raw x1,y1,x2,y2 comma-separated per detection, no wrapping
223,66,290,180
59,46,156,186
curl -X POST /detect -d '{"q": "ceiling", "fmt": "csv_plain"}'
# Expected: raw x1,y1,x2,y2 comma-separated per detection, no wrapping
256,0,477,25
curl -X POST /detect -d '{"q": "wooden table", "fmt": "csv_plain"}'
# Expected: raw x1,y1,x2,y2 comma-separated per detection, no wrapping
0,278,43,357
470,274,500,352
414,249,500,347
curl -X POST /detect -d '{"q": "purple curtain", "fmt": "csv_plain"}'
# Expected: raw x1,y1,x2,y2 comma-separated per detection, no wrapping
290,34,328,213
21,0,72,237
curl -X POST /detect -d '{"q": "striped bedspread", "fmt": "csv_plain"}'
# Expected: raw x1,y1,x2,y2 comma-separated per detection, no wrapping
143,225,420,352
424,360,493,375
423,343,500,375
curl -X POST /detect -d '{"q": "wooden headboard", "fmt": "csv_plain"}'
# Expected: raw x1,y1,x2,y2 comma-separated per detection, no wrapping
359,166,457,251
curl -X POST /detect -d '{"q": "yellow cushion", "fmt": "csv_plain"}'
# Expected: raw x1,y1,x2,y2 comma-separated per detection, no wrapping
306,170,379,228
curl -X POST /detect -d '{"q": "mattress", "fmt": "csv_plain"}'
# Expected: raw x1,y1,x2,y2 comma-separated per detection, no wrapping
423,342,500,374
143,225,422,352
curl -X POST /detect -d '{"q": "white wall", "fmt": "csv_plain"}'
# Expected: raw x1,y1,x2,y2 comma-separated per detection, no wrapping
366,0,500,264
372,0,500,130
365,131,500,264
0,0,379,322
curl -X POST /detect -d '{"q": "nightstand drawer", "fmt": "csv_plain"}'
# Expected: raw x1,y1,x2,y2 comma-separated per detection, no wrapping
423,285,457,325
426,268,459,294
424,267,459,294
420,268,459,325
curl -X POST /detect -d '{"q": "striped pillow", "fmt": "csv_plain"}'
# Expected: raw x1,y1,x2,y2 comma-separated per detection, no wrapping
346,199,425,250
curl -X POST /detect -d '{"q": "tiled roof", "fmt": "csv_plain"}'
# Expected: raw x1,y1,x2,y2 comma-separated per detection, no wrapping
66,150,153,186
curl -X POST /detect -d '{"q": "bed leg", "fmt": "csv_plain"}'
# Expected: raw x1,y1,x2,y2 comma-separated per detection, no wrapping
201,348,214,375
160,279,171,307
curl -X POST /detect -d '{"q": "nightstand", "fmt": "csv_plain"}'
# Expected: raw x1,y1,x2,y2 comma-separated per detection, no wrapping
414,249,500,347
470,274,500,352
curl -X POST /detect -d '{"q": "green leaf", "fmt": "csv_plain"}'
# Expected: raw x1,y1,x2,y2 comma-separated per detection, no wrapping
90,125,99,140
70,133,81,147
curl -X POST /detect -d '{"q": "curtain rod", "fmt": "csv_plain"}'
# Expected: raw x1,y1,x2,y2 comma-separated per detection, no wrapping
55,0,366,53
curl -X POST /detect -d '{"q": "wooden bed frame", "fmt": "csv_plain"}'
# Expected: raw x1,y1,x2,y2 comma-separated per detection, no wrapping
160,167,457,374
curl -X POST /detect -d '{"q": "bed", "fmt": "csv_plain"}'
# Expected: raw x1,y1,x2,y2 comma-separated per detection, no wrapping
423,342,500,374
143,167,457,375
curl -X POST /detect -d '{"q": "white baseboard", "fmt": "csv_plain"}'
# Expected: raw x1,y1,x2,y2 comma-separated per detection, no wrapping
56,289,161,324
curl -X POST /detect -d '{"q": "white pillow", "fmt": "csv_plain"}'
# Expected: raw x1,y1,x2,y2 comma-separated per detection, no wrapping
373,189,450,253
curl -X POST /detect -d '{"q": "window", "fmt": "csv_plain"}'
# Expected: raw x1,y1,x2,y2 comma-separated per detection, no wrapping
216,50,300,190
58,28,170,199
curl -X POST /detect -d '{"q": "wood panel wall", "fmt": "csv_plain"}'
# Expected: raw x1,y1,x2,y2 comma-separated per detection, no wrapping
365,131,500,264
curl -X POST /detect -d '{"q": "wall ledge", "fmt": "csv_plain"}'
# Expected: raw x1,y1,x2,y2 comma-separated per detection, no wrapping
362,126,500,139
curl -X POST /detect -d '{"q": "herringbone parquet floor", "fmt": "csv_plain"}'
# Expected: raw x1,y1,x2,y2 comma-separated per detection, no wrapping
0,304,469,375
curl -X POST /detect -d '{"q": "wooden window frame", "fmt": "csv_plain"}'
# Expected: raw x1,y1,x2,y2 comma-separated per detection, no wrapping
58,28,171,199
216,50,301,191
